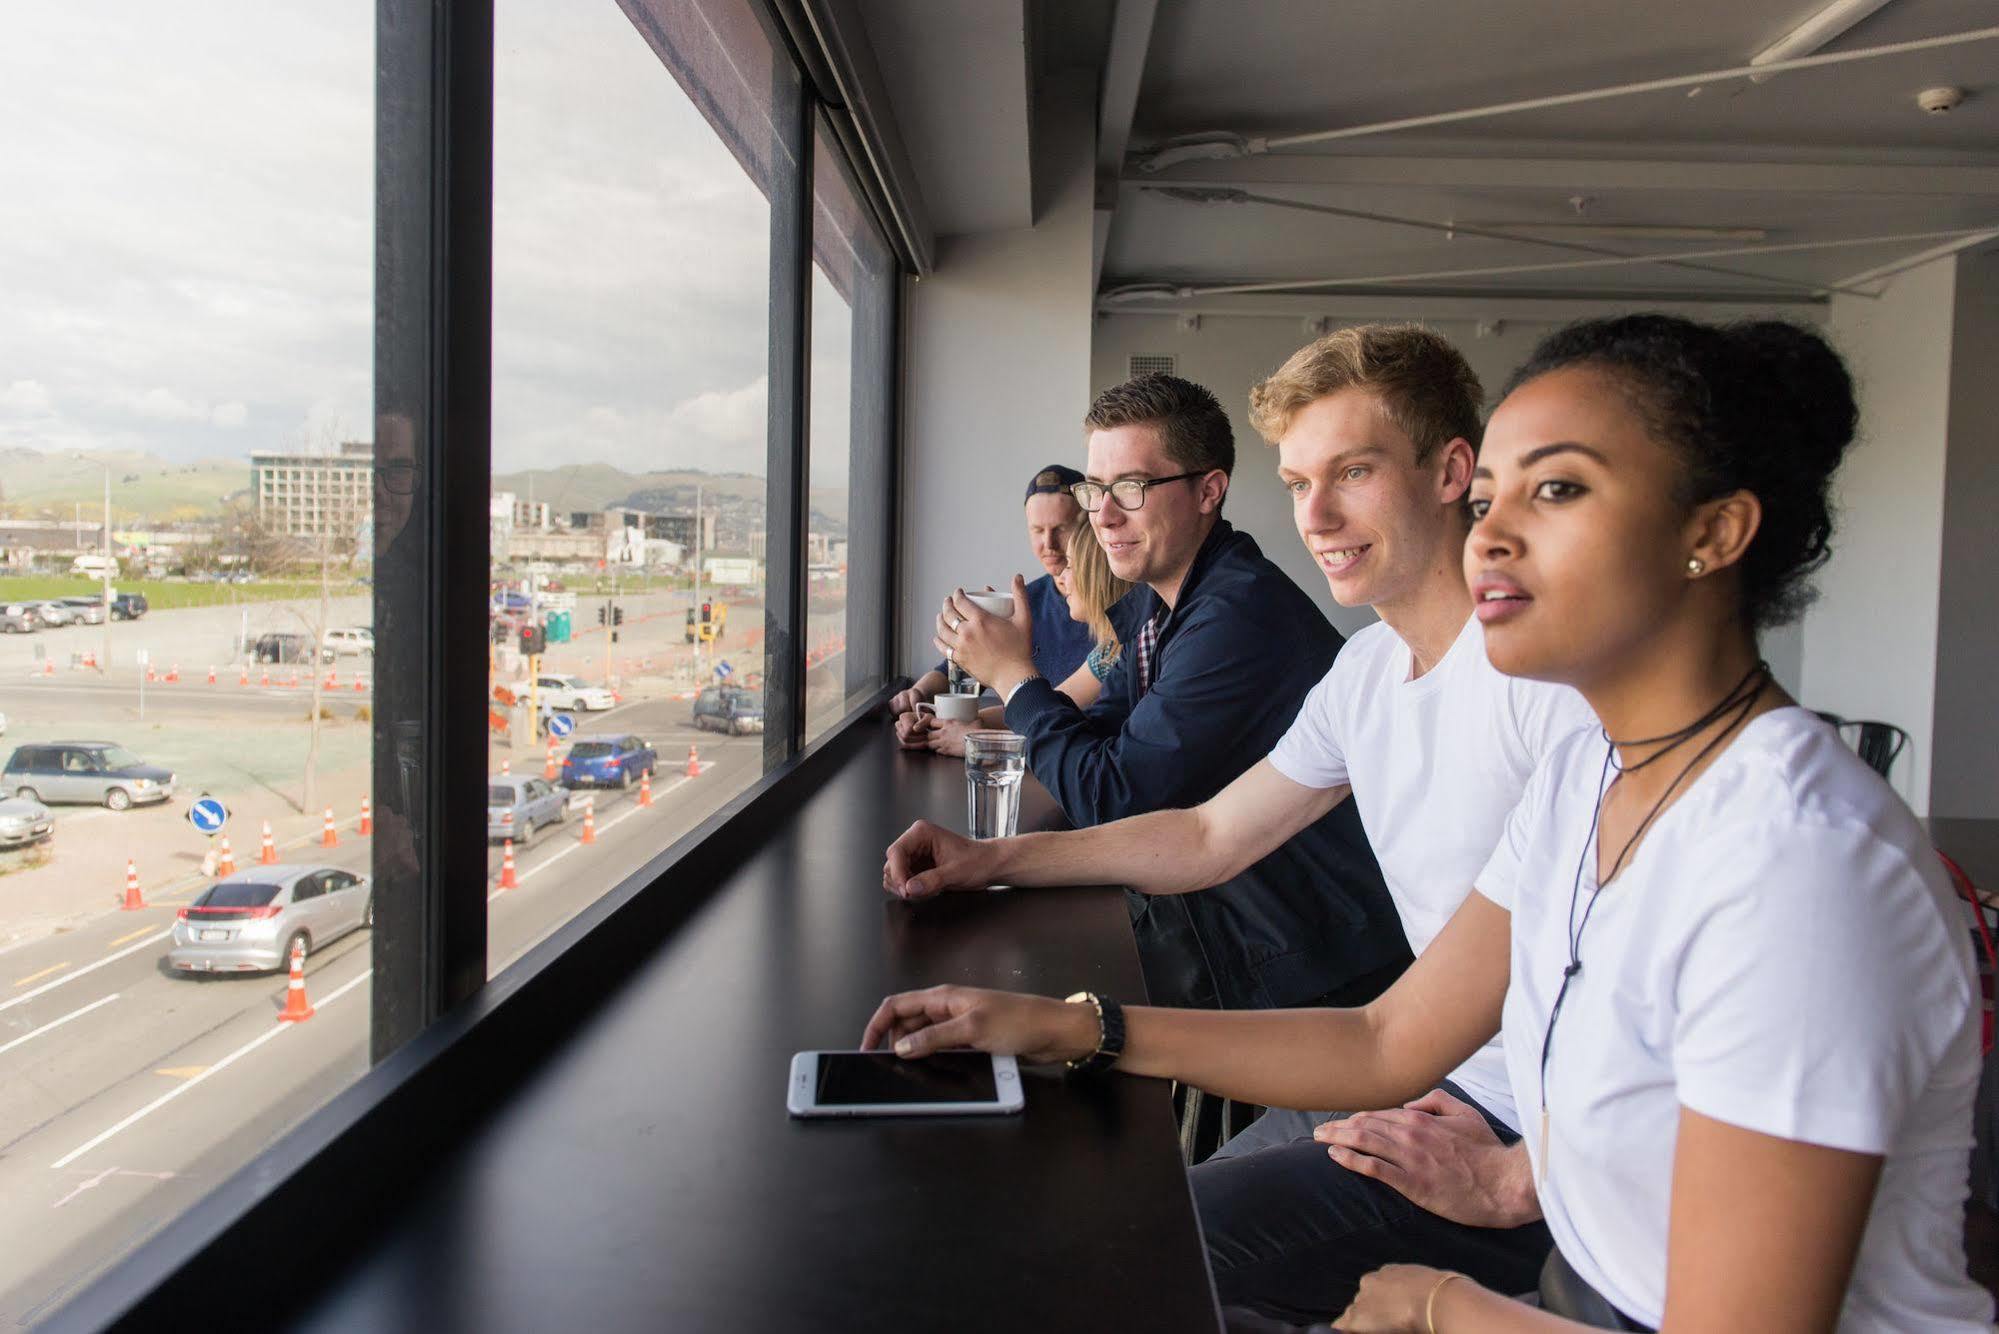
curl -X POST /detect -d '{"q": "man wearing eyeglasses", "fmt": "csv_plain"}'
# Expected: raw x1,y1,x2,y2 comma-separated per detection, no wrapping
931,373,1407,1016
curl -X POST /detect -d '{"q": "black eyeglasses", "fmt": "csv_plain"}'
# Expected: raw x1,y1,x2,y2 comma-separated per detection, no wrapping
1069,470,1208,513
373,461,416,496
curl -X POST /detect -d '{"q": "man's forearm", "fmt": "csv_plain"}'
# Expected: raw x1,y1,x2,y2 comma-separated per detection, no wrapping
911,669,948,698
988,806,1236,896
1493,1140,1543,1226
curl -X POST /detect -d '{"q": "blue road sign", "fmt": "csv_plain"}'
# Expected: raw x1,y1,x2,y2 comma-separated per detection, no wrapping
715,660,733,680
548,713,576,738
189,797,229,835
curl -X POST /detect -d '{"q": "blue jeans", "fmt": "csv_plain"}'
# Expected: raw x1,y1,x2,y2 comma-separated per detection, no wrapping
1192,1082,1554,1327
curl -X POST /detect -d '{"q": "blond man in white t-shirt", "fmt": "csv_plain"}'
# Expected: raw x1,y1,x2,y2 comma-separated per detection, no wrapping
883,326,1594,1321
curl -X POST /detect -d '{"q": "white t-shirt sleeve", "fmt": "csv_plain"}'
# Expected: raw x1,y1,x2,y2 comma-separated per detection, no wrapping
1670,825,1973,1155
1507,677,1599,769
1265,662,1350,791
1472,761,1554,914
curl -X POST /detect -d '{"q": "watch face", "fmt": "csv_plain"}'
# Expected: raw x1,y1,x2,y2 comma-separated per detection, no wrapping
1064,991,1091,1005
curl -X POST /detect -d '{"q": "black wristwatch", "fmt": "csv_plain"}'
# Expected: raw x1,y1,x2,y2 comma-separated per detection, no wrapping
1063,992,1125,1075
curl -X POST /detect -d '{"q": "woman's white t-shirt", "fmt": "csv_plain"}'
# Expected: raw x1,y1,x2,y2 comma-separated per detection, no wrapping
1476,707,1988,1330
1268,615,1595,1129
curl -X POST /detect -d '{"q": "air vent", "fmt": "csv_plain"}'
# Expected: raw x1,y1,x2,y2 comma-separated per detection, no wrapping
1129,354,1176,378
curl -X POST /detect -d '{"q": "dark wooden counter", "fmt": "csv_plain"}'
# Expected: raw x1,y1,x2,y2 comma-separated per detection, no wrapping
288,730,1220,1333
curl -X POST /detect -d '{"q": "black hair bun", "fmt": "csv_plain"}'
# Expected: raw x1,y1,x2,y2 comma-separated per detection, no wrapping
1725,321,1857,482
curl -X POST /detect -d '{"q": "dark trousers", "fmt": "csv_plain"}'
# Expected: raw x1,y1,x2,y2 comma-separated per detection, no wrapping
1191,1082,1554,1328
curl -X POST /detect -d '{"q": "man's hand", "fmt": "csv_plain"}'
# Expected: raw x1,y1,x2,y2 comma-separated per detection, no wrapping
894,710,935,750
889,670,945,718
882,819,1000,900
1314,1088,1542,1229
924,717,979,758
933,574,1036,696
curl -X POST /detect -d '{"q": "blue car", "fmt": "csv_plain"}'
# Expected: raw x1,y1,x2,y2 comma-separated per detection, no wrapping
560,733,657,790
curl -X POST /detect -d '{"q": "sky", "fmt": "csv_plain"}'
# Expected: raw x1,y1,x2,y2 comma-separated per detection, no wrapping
0,1,852,483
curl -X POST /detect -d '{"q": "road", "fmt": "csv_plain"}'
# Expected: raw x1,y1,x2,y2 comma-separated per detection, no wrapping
0,693,767,1324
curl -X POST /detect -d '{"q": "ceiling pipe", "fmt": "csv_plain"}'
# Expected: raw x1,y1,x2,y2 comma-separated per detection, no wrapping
1101,225,1998,300
1144,185,1861,297
1132,24,1999,167
1751,0,1900,81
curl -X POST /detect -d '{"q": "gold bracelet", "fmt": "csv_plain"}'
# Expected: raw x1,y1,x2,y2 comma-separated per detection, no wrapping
1425,1272,1465,1334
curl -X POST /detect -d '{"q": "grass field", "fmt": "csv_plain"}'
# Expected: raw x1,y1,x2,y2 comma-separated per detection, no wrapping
0,576,366,610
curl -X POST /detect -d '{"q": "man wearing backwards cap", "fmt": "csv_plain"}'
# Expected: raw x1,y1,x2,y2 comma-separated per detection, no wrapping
888,464,1097,718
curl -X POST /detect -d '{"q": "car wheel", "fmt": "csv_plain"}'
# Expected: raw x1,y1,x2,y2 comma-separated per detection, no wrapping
105,787,132,812
554,801,568,825
519,817,538,847
284,931,310,969
363,897,375,929
618,768,632,790
15,786,39,803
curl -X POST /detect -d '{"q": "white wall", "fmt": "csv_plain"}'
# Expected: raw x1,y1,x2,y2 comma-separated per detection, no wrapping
1089,302,1808,688
896,73,1096,673
1804,259,1959,813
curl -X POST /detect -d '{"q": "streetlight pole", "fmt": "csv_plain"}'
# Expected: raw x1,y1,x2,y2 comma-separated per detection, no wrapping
692,482,704,684
100,466,112,673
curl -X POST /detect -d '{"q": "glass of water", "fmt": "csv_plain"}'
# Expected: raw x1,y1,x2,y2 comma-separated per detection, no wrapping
963,730,1025,840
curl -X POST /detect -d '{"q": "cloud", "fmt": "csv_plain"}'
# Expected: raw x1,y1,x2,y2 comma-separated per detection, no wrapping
667,379,768,451
0,380,52,413
211,400,247,428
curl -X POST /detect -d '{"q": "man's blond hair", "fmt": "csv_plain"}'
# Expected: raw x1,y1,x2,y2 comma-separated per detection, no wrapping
1248,324,1483,464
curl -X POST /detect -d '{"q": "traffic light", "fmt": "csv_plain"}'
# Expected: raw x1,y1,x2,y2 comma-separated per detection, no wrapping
612,605,624,627
597,605,606,625
700,601,712,623
519,625,545,657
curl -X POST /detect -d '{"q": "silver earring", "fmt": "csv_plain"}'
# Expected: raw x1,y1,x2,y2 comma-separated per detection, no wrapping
1687,557,1705,576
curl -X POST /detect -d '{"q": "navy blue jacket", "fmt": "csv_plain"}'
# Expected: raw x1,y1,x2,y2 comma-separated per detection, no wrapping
1004,520,1408,1010
931,572,1095,689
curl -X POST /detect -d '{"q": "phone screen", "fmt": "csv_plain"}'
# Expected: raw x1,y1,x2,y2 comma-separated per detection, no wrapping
814,1051,999,1106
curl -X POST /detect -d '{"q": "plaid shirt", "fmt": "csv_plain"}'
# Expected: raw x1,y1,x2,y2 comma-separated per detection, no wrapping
1132,607,1166,697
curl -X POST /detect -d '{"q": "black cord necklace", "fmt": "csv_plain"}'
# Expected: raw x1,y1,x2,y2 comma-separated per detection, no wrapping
1533,660,1771,1187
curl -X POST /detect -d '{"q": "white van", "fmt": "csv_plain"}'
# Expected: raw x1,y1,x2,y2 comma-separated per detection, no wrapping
70,554,118,579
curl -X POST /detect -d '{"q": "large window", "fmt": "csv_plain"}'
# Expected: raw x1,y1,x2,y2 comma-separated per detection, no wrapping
804,120,896,741
0,4,375,1317
482,0,790,977
8,0,895,1317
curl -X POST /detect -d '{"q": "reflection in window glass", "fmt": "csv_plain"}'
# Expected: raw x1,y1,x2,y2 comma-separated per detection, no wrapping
0,4,374,1315
805,123,896,742
485,0,788,977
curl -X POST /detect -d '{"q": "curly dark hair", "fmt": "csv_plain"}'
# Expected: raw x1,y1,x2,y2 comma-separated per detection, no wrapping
1084,373,1235,480
1504,314,1857,629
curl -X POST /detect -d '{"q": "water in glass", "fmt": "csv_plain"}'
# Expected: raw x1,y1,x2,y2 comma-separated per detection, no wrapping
964,731,1025,840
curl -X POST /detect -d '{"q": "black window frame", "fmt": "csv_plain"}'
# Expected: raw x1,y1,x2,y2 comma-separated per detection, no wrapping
40,1,905,1326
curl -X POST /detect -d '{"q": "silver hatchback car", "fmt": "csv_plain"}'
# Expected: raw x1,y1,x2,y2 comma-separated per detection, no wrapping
168,864,372,975
487,775,569,845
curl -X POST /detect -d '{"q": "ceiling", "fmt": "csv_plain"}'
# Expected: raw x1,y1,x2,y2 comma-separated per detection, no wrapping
1096,0,1999,304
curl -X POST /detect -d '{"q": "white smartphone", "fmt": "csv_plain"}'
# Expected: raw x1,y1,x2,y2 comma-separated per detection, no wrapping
787,1049,1025,1118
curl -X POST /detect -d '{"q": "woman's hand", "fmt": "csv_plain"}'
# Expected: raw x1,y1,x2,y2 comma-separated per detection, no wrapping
1333,1265,1454,1333
894,710,935,750
860,985,1098,1064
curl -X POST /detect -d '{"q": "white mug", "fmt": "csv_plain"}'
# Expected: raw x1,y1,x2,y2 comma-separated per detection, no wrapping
918,694,981,723
964,590,1014,617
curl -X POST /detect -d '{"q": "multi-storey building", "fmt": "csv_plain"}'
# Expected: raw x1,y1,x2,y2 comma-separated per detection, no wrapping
250,441,373,538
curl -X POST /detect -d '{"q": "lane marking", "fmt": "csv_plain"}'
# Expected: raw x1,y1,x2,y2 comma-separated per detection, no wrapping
13,963,71,988
51,968,372,1170
0,930,171,1015
492,766,710,900
0,994,120,1059
106,927,155,949
154,1066,208,1080
53,1166,176,1210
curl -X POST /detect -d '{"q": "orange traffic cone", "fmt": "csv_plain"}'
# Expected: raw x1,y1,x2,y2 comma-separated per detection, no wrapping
501,758,510,777
499,838,518,890
327,667,339,689
358,796,373,836
42,659,54,677
166,663,180,683
321,807,338,848
638,768,653,807
145,662,157,683
259,667,270,687
581,798,596,845
685,744,700,778
121,859,146,911
543,741,558,780
259,819,278,864
287,669,299,688
207,664,217,685
277,939,315,1022
216,835,237,876
354,675,366,692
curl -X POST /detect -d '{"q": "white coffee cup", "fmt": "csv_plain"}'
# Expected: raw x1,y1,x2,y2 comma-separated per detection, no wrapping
918,694,981,723
964,590,1014,617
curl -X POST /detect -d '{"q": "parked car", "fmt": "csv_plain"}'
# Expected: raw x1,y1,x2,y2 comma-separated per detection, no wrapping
535,674,614,711
692,686,764,736
33,600,74,627
0,794,52,849
109,591,148,620
0,604,38,634
253,632,333,665
0,709,7,737
486,775,569,845
322,627,375,658
59,597,106,625
168,864,372,975
560,733,657,790
3,741,176,810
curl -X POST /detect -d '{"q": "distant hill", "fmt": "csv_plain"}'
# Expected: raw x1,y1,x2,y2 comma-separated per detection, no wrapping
494,464,847,529
0,447,249,524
